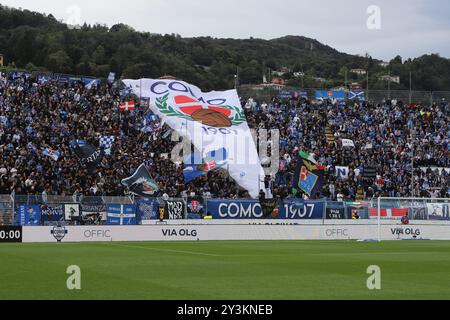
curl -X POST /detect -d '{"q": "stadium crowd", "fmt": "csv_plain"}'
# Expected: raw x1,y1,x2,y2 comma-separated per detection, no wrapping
0,71,449,201
250,96,449,201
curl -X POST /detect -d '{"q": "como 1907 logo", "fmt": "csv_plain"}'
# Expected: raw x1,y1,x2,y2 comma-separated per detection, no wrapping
155,93,245,128
51,224,68,242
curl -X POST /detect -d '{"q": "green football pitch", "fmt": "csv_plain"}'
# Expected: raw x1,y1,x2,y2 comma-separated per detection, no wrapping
1,240,450,300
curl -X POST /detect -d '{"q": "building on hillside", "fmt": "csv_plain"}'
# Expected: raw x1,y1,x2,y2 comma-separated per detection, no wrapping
379,61,389,68
159,75,177,80
350,83,362,91
265,83,285,90
271,77,285,86
242,82,286,91
350,68,367,75
378,75,400,84
242,84,265,91
271,70,285,77
293,72,305,78
312,77,326,83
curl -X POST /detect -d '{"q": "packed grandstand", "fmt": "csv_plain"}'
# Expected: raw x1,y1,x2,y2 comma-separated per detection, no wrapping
0,70,449,202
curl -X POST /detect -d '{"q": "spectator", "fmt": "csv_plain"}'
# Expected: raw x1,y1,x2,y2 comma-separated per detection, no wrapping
0,72,448,200
401,213,410,225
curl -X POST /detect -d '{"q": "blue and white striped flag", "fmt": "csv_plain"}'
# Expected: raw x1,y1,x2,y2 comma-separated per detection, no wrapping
43,148,61,161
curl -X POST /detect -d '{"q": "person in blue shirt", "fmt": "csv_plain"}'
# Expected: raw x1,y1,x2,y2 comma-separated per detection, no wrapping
401,213,410,225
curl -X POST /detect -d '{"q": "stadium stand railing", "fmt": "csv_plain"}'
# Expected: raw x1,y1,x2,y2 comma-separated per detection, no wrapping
2,194,375,226
0,195,14,226
2,69,449,105
12,194,133,206
238,85,450,105
4,194,450,227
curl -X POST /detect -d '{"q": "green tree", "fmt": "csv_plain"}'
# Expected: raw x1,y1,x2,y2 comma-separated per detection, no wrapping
46,50,73,73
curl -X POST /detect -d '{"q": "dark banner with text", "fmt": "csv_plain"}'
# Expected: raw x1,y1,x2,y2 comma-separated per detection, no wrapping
207,199,325,219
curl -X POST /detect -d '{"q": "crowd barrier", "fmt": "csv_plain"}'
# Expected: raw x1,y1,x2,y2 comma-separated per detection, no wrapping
1,195,449,243
8,223,450,243
238,85,450,105
2,196,372,226
2,195,449,226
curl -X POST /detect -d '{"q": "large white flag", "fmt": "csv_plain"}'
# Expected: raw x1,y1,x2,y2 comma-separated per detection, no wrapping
122,79,264,198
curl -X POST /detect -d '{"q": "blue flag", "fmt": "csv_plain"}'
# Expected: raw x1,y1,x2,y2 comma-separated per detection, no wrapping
107,204,136,225
292,151,325,198
143,114,159,126
183,148,228,183
43,148,61,161
83,78,100,90
315,90,345,101
70,140,87,148
18,205,41,226
348,90,365,101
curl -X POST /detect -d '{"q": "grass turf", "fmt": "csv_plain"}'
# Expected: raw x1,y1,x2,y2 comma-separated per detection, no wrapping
1,240,450,300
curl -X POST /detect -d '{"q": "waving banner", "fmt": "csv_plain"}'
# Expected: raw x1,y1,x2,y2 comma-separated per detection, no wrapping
70,141,104,174
123,79,264,198
183,148,228,183
121,163,159,197
293,151,325,199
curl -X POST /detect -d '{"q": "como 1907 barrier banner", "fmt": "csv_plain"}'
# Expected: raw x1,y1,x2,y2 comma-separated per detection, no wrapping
208,199,324,219
20,223,450,243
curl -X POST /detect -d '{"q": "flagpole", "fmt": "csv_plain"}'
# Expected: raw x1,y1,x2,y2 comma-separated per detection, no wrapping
344,70,347,88
388,68,391,100
409,71,412,105
411,141,414,198
366,70,369,102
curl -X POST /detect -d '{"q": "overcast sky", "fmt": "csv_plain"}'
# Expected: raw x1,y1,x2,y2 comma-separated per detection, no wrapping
2,0,450,60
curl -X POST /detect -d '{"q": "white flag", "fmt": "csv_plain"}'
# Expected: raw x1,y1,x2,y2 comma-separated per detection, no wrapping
342,139,355,148
336,166,349,180
107,72,116,84
85,79,99,90
122,79,264,198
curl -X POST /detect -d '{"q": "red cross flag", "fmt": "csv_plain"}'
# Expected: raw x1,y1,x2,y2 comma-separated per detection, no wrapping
119,101,135,112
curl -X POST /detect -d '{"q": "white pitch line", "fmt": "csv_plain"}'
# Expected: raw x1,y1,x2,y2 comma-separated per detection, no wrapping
310,252,442,256
107,243,222,257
